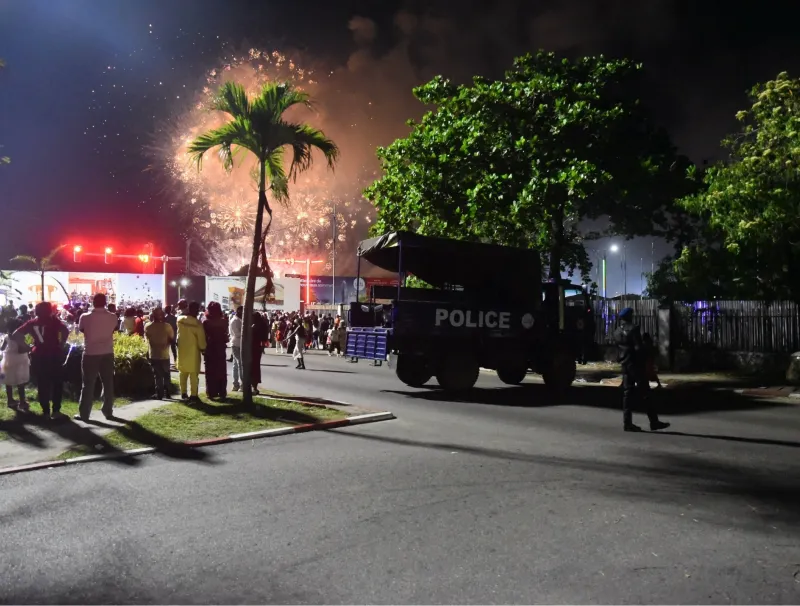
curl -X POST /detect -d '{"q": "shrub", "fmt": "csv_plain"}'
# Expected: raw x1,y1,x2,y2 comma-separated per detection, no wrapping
61,332,157,399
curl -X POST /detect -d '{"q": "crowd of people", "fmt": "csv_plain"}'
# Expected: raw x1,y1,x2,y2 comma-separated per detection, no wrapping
0,297,350,418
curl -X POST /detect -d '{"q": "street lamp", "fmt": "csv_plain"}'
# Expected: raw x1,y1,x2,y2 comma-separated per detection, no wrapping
608,243,627,299
171,278,190,300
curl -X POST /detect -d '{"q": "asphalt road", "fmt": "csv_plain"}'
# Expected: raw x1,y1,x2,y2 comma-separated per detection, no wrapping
2,349,800,604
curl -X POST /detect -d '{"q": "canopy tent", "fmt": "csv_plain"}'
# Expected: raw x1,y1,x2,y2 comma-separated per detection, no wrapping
357,232,542,293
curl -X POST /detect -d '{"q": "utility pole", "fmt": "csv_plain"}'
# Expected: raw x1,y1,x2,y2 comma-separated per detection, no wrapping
623,243,628,299
651,241,655,274
640,257,644,295
185,238,192,276
331,202,336,305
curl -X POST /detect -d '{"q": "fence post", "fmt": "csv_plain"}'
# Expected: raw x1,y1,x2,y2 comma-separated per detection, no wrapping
657,303,673,370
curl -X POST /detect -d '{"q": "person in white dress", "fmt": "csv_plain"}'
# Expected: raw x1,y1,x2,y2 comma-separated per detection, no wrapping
1,318,31,411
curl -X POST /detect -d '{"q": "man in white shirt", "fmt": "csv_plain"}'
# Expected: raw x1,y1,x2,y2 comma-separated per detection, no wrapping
76,293,119,421
229,305,243,392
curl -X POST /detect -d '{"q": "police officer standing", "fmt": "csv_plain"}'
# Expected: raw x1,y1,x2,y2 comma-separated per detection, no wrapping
613,308,670,432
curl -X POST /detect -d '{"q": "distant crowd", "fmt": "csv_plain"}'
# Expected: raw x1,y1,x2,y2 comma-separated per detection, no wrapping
0,298,349,420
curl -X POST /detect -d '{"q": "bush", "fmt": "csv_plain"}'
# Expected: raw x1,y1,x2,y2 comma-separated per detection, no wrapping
61,332,157,399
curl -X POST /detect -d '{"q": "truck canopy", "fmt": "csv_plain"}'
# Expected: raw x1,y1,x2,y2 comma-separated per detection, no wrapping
357,231,542,296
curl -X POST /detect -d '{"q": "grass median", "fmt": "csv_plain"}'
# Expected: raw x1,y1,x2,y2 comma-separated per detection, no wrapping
57,393,347,459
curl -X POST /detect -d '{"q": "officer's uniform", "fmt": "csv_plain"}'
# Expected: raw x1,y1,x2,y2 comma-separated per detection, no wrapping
613,308,670,432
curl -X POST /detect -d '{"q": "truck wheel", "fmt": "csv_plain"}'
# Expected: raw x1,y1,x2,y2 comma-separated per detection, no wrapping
436,354,480,391
497,365,528,385
542,353,576,391
395,354,432,387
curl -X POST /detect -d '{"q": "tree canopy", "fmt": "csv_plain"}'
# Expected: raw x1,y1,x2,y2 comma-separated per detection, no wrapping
365,52,692,280
649,71,800,302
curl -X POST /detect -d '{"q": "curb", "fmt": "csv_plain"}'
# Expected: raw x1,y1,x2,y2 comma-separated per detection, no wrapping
0,411,395,477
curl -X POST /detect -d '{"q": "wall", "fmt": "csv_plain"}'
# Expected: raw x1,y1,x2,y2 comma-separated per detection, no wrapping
205,277,301,312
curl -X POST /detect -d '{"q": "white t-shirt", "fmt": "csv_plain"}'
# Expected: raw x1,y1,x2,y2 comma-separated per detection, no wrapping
79,307,119,356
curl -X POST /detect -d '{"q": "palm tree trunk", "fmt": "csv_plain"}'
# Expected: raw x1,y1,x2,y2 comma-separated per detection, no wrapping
40,269,45,302
240,159,268,406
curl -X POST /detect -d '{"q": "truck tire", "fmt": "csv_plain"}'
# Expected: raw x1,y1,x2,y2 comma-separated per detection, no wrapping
497,364,528,385
542,352,576,391
395,354,432,387
436,354,480,391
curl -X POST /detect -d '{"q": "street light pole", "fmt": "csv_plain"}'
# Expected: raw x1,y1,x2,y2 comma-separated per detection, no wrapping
185,238,192,276
331,202,336,305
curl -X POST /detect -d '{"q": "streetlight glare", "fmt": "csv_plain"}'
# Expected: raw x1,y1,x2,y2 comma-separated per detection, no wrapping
610,244,619,252
180,278,189,287
170,281,177,287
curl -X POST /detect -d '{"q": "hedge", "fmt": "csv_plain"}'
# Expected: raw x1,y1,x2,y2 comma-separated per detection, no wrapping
60,332,162,399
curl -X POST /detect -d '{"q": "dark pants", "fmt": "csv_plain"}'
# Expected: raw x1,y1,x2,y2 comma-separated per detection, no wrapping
621,364,658,426
150,358,171,398
170,342,178,364
32,355,64,415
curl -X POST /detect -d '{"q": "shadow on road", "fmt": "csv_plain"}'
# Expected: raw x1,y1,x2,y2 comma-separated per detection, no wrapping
330,429,800,529
384,382,796,416
303,369,356,374
653,431,800,448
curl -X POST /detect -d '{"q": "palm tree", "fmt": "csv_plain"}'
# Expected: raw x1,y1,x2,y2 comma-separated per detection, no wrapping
10,245,69,302
188,81,339,405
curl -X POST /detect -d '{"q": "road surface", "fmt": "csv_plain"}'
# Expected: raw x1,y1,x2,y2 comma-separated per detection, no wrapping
1,349,799,604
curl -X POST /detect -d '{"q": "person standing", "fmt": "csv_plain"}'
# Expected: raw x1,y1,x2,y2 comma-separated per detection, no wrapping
176,301,206,402
144,307,174,400
229,305,243,392
613,307,670,433
164,305,178,365
251,312,269,394
2,318,30,411
202,302,229,400
14,302,69,420
288,318,306,370
77,293,119,421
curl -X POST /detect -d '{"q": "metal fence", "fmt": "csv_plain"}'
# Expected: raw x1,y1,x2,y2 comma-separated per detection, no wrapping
593,299,660,345
673,300,800,354
594,299,800,354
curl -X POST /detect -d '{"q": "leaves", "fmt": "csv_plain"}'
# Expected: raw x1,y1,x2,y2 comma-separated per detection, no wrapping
667,71,800,301
365,51,691,281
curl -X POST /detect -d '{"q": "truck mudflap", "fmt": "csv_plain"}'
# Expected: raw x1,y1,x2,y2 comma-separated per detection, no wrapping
345,327,391,361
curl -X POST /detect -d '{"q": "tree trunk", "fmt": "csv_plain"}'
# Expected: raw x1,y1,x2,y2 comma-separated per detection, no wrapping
548,203,566,281
40,270,45,302
240,160,268,406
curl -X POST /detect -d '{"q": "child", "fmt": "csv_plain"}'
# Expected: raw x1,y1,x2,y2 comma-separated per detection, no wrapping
642,332,662,389
1,318,31,411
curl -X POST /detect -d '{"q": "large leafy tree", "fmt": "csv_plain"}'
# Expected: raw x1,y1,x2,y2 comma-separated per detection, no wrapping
672,71,800,301
10,245,69,302
366,52,692,280
188,81,338,405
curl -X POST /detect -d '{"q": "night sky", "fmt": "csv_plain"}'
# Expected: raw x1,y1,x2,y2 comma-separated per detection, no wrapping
2,0,800,294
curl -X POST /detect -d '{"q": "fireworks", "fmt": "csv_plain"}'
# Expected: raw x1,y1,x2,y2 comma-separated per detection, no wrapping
160,47,375,275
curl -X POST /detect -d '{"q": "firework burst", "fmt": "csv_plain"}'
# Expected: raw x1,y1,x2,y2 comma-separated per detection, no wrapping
157,46,376,275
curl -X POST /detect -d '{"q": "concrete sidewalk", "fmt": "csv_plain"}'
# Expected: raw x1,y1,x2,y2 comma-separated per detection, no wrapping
0,398,169,469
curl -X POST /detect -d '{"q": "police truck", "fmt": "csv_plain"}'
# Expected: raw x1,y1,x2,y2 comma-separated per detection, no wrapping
345,231,594,392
